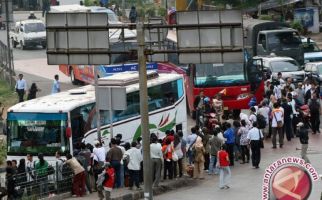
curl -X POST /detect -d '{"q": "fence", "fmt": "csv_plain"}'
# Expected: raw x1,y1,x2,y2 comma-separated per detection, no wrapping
0,40,15,87
4,163,74,200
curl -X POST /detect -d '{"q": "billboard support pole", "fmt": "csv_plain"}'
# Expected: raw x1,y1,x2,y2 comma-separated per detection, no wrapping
137,22,153,200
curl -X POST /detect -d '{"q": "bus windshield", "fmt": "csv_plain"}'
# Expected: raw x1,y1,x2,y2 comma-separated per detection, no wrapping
194,63,247,87
7,113,69,155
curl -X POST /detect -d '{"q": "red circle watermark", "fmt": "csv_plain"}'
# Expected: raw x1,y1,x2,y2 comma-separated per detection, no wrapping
272,165,312,200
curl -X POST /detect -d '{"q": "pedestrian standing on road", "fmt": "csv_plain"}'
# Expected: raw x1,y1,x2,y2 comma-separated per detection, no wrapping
79,143,93,193
271,102,284,148
66,153,86,197
217,144,231,189
35,153,49,198
173,133,184,178
150,135,163,187
42,0,50,17
193,135,205,179
124,142,143,190
51,74,61,94
308,92,321,134
55,151,65,194
212,93,223,122
281,98,293,141
129,6,137,23
26,154,35,196
202,127,211,171
247,122,263,169
162,138,174,180
223,123,235,166
208,129,222,175
15,74,27,102
238,120,250,164
297,122,310,163
106,138,123,188
194,90,205,127
27,83,41,100
16,159,27,198
258,101,270,138
116,139,125,188
187,127,198,165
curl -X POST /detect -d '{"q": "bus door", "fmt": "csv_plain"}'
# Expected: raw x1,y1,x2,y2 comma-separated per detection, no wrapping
247,58,264,93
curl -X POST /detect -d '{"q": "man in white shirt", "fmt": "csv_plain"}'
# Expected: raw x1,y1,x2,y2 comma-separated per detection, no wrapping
52,74,61,94
15,74,27,102
150,136,163,187
271,103,284,148
93,141,106,163
249,107,257,127
247,122,263,169
125,142,143,190
26,154,34,195
187,127,198,164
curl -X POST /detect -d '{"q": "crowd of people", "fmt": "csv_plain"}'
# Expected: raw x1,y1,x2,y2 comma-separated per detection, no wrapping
4,73,321,199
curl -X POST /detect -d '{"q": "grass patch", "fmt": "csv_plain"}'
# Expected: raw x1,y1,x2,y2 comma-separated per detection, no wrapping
0,79,17,109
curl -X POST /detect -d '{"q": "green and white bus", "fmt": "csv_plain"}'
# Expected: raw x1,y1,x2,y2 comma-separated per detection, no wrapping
6,71,187,161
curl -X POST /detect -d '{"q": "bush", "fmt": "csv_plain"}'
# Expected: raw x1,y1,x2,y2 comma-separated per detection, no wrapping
291,20,304,34
158,7,167,17
0,140,6,165
259,15,272,20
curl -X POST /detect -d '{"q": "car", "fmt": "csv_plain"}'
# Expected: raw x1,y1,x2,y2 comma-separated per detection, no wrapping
87,6,120,24
301,36,322,63
254,55,305,84
304,62,322,82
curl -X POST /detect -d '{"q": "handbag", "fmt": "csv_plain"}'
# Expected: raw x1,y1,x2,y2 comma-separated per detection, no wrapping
172,151,179,162
273,112,283,128
258,129,264,149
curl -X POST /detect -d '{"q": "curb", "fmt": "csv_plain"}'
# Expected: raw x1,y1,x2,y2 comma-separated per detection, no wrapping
44,177,198,200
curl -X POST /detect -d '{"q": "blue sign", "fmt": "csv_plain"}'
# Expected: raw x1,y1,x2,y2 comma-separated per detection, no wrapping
101,63,158,73
294,8,314,28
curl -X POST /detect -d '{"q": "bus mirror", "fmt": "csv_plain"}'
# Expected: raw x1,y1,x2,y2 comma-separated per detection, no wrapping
66,127,72,138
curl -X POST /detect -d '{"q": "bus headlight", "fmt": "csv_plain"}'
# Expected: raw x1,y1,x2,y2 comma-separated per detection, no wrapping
237,93,250,100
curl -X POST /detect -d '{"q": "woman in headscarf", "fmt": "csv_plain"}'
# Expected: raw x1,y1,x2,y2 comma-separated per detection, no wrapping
192,135,205,179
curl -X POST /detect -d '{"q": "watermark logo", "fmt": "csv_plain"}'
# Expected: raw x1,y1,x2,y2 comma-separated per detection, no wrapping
262,157,319,200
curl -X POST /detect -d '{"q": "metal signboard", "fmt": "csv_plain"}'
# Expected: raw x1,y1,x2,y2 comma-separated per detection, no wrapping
97,86,127,110
46,12,110,65
176,10,243,64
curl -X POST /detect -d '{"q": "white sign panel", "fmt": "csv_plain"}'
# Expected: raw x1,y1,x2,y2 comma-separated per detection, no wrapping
46,12,110,65
176,10,244,64
97,87,127,111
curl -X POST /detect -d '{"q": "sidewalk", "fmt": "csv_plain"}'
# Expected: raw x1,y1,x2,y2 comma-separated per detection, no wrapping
52,176,199,200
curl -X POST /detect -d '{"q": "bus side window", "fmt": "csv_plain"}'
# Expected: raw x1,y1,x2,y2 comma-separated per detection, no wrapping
258,34,267,50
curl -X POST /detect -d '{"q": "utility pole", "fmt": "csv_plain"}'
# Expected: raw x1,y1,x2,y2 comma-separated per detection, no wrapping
137,22,153,200
94,65,102,142
5,0,13,87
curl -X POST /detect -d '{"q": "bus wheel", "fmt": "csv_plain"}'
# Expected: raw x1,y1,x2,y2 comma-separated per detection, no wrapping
70,68,80,85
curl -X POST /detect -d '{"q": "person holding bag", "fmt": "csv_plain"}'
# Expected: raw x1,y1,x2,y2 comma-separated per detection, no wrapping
247,122,264,169
192,136,205,179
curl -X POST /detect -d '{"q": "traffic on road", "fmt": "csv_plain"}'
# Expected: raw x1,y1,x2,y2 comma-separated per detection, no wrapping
1,1,322,200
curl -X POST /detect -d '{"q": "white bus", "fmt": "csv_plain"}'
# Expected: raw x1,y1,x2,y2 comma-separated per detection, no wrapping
6,72,187,161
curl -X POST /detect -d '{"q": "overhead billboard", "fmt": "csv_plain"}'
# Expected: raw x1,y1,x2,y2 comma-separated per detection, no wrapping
176,10,244,64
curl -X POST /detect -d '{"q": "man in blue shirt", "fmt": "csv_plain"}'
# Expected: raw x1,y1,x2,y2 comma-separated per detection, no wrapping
223,123,235,166
15,74,27,102
52,74,60,94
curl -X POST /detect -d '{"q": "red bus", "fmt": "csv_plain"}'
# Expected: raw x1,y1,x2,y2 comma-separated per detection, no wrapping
165,29,265,116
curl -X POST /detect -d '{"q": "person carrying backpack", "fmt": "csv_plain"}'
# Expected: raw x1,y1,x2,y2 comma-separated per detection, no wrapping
65,153,86,197
308,92,321,134
97,162,115,200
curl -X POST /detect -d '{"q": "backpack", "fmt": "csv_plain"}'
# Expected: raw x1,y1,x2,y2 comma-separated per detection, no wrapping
256,114,267,129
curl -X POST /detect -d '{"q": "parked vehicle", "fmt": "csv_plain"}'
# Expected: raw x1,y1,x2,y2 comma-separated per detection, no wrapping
304,61,322,84
301,37,322,63
244,18,304,64
254,55,305,85
10,20,46,50
6,72,187,162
